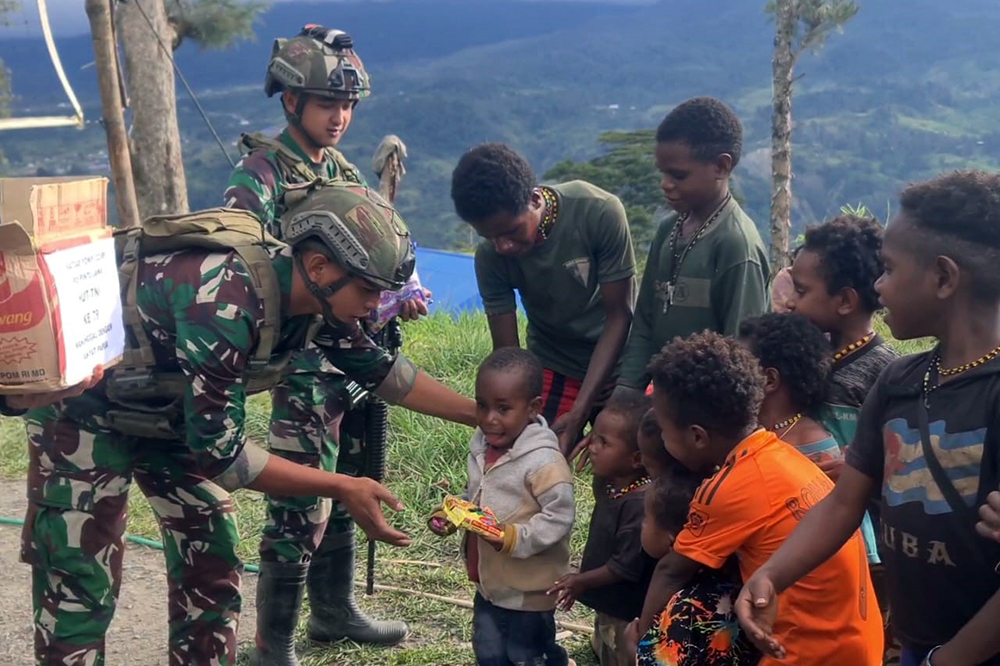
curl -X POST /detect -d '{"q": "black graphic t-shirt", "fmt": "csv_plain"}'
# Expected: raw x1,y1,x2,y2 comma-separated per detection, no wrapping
847,351,1000,658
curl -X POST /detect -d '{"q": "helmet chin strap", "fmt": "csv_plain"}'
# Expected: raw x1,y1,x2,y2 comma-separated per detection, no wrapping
286,93,328,154
294,252,356,330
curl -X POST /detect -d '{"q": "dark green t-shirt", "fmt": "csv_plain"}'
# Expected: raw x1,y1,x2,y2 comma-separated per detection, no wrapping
474,180,636,379
619,199,769,388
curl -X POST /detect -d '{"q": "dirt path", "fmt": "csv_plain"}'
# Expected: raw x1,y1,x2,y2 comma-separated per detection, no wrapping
0,479,258,665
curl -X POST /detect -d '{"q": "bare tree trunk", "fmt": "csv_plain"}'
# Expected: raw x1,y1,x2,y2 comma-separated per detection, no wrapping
770,0,795,277
117,0,188,218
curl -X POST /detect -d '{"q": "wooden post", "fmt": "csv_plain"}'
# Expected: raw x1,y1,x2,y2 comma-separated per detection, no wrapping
85,0,141,229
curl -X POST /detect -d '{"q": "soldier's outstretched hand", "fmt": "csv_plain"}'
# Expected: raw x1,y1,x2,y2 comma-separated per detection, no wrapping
341,477,412,547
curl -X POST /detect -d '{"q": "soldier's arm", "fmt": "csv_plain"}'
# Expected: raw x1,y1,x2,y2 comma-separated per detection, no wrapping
169,255,268,484
314,322,476,427
223,153,281,230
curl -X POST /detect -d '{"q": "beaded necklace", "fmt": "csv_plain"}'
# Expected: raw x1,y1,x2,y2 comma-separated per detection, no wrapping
923,344,1000,406
662,194,732,313
833,331,875,363
606,476,651,500
771,413,803,438
537,186,559,241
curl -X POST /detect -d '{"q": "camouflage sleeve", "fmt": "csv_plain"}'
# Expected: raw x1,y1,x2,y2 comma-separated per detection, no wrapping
312,321,416,403
151,252,263,480
223,151,282,235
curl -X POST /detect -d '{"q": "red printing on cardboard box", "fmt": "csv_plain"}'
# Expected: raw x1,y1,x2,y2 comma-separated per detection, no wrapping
36,196,107,238
0,266,46,334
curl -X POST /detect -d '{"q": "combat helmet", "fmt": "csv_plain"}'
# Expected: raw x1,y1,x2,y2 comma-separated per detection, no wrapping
265,25,371,100
282,180,415,300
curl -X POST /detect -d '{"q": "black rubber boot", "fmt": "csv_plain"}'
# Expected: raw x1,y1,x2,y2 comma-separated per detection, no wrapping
306,529,409,646
249,561,308,666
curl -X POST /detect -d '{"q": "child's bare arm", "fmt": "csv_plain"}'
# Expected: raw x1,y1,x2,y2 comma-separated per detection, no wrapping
637,551,703,635
547,565,623,611
926,590,1000,665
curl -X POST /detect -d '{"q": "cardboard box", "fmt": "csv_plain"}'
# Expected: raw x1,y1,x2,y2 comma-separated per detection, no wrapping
0,176,124,394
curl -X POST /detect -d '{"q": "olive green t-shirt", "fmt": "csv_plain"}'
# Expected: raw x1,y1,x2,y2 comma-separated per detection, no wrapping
618,199,770,388
475,180,636,379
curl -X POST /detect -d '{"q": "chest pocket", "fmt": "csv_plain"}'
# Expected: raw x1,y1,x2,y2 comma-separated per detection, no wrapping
670,276,712,309
563,257,593,289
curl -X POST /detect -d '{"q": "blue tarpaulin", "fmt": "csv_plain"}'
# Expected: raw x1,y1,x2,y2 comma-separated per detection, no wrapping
414,246,523,316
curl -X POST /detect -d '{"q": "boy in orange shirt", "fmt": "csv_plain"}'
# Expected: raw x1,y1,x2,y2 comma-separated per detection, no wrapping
634,331,882,665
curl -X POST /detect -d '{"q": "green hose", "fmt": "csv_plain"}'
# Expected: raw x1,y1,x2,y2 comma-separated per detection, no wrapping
0,515,261,573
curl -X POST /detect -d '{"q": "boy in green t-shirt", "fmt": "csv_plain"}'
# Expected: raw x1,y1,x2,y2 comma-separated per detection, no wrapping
451,143,637,455
618,97,769,391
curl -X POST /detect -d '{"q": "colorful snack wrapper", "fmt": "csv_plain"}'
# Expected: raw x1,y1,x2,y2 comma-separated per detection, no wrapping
441,494,504,539
368,269,428,333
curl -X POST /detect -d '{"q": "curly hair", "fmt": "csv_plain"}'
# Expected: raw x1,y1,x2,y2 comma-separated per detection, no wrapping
802,215,884,313
638,408,676,472
451,143,535,223
739,314,831,414
900,170,1000,301
600,391,651,451
655,97,743,167
647,469,708,533
477,347,543,399
648,332,764,439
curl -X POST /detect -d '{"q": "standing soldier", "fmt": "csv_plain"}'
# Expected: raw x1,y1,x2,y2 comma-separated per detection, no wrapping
222,26,428,664
0,183,476,666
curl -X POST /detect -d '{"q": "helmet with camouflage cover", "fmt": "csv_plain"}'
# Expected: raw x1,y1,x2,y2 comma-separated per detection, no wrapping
282,181,415,293
265,26,371,100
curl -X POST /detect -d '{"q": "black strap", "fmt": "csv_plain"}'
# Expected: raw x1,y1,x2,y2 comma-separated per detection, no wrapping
917,388,999,574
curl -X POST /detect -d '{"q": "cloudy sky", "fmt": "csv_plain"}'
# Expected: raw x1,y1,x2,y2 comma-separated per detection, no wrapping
3,0,650,37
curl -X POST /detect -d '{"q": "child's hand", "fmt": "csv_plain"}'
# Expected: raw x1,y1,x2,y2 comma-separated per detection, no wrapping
480,525,507,551
977,488,1000,543
735,571,787,659
427,511,456,537
547,573,585,612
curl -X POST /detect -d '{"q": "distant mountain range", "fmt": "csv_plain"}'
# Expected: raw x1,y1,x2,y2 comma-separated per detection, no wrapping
2,0,999,250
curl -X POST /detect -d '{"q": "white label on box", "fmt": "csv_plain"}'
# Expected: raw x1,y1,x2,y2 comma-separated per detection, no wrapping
44,237,124,386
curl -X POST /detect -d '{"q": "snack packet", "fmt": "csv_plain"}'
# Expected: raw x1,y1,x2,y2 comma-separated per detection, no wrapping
441,494,504,539
368,269,428,333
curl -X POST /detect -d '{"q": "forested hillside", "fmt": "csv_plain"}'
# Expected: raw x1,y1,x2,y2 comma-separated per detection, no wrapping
2,0,998,249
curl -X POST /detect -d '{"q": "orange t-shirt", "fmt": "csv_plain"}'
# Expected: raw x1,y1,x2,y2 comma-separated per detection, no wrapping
673,429,883,666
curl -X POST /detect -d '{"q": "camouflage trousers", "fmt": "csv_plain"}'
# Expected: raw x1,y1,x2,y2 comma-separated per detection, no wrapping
262,360,368,564
21,405,243,666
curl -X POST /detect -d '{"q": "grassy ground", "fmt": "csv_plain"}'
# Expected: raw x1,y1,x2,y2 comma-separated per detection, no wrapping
0,312,599,665
0,311,932,665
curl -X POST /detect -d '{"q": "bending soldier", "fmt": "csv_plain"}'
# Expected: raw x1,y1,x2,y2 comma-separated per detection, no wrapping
1,183,476,666
224,26,428,661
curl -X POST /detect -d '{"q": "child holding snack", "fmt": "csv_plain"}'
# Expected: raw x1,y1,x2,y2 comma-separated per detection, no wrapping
548,392,655,666
429,348,576,666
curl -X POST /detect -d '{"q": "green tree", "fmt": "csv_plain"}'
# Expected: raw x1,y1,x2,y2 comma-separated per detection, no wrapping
117,0,267,217
767,0,859,276
544,129,660,252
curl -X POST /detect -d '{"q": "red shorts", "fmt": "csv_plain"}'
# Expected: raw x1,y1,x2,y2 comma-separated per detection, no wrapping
540,368,582,425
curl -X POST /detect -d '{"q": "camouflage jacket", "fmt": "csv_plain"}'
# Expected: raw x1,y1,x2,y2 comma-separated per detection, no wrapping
64,247,413,481
223,128,365,239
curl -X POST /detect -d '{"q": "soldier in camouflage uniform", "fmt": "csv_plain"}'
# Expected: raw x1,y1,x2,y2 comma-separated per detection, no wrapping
0,183,476,666
223,26,425,662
